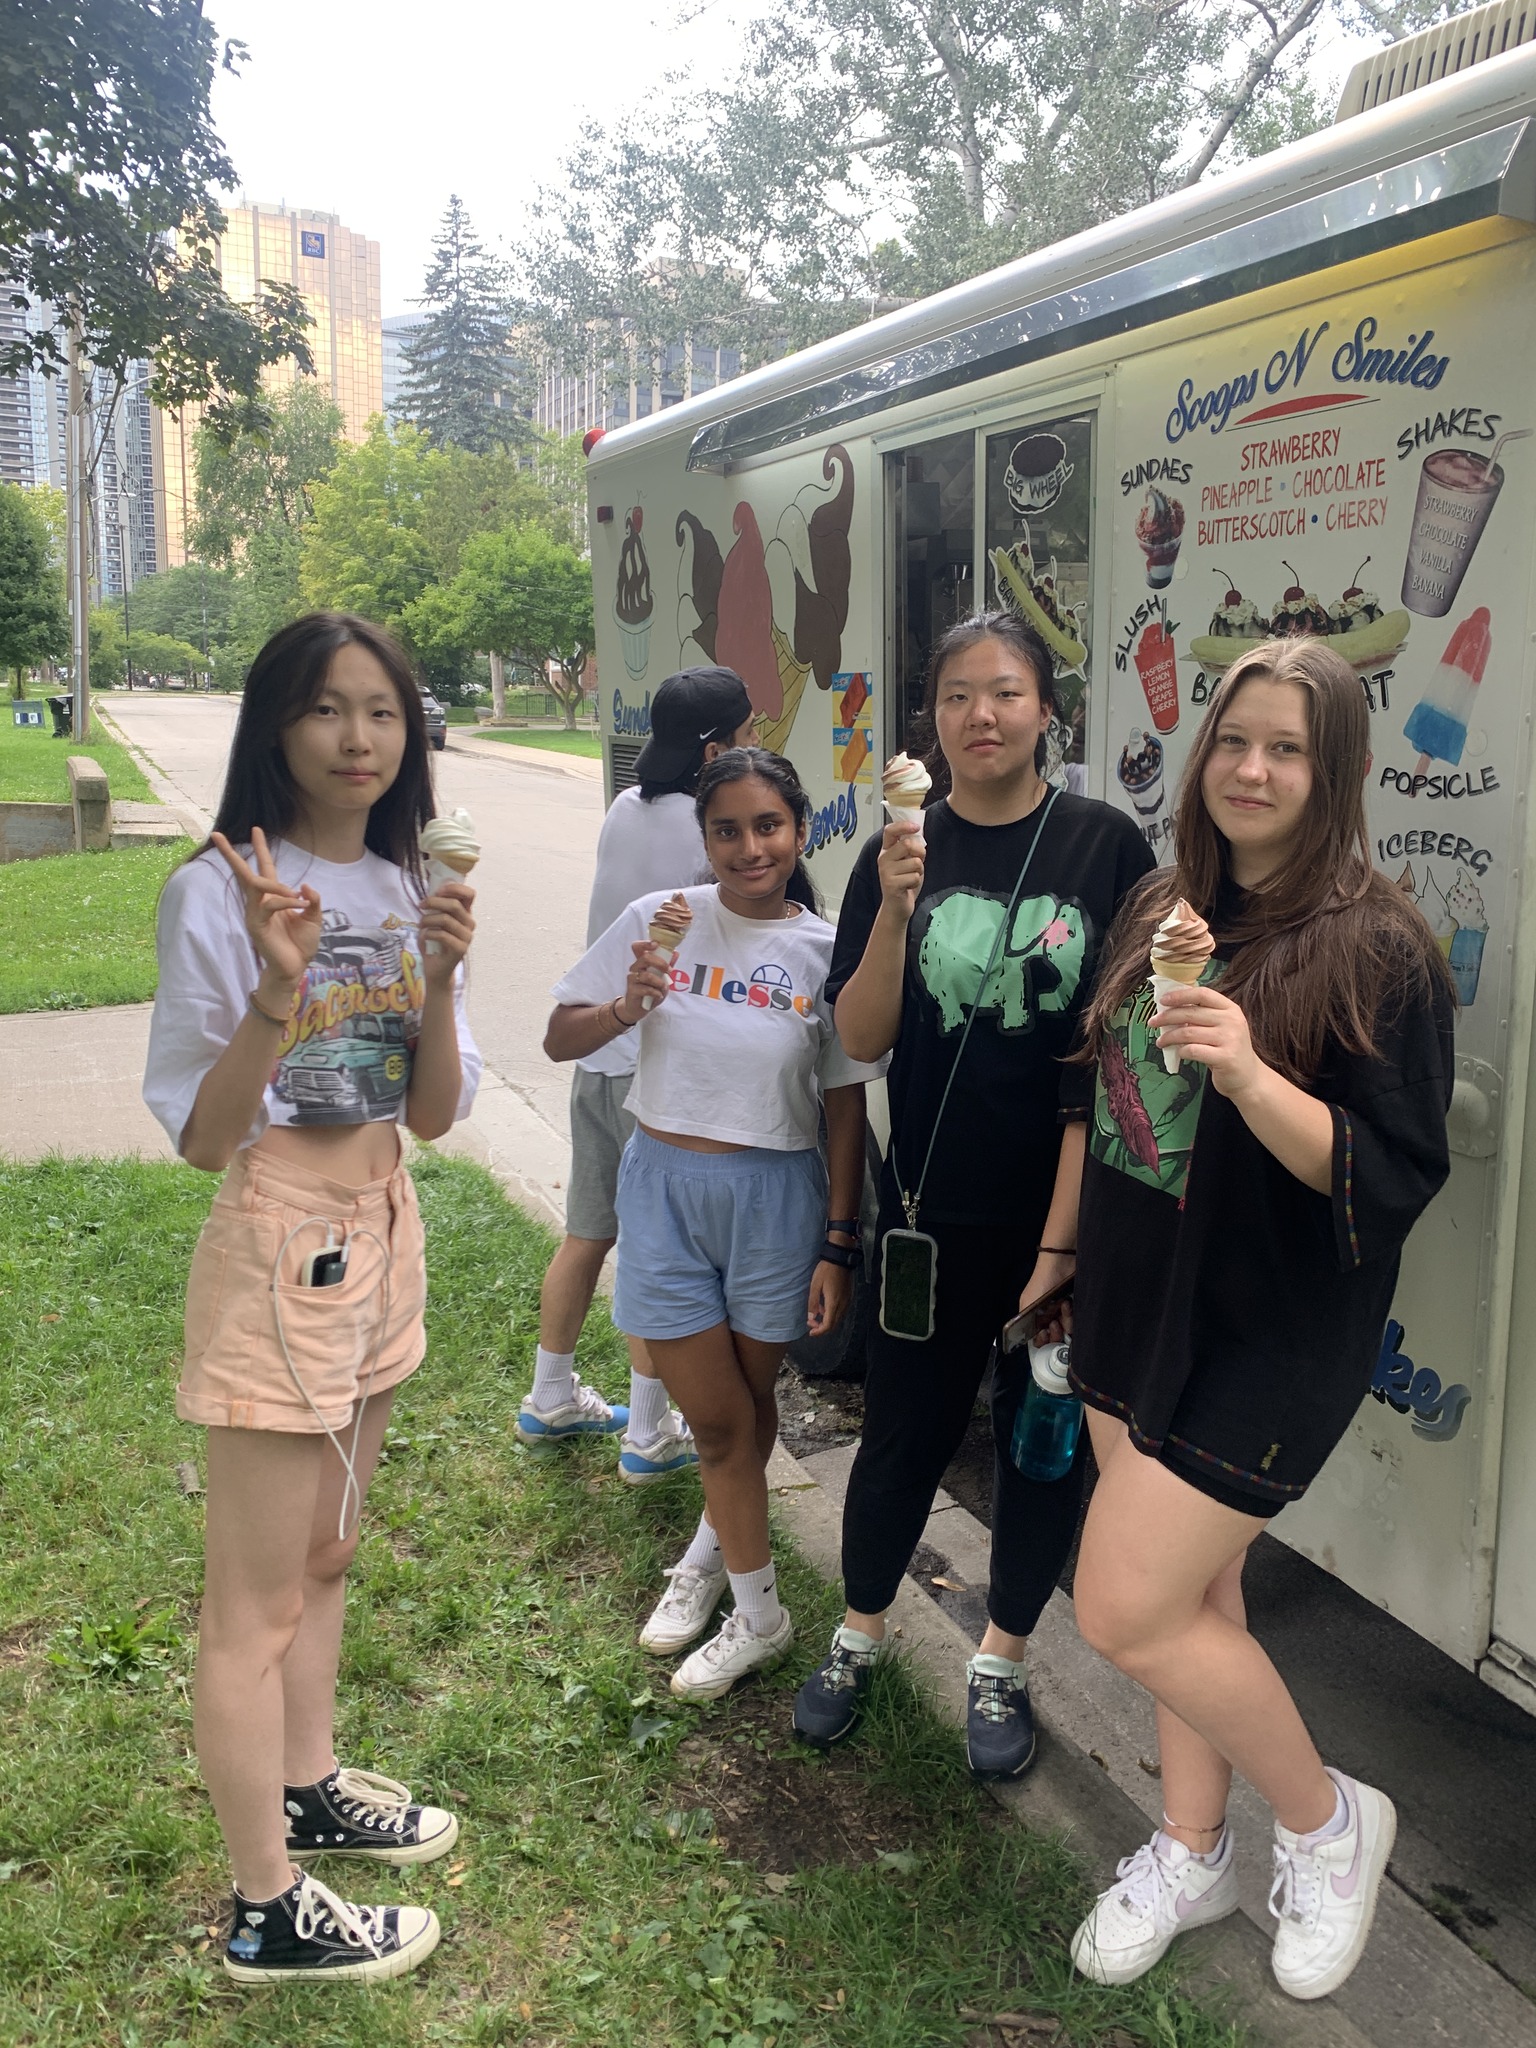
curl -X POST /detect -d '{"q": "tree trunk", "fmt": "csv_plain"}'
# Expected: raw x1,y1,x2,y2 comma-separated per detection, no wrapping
488,648,506,720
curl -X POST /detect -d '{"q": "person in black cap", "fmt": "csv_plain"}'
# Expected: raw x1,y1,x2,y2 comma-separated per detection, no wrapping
518,667,759,1473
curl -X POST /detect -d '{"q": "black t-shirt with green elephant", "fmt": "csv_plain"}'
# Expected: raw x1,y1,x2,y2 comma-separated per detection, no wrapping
827,792,1155,1226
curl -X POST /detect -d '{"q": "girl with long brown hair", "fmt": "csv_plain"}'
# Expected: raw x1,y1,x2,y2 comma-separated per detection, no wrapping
1065,637,1454,2001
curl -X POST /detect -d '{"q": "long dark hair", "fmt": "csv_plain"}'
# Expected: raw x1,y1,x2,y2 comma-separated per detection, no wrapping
695,746,820,914
203,614,433,878
1082,636,1455,1081
908,609,1057,799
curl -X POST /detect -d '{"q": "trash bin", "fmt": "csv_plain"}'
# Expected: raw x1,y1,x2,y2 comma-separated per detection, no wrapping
46,694,73,739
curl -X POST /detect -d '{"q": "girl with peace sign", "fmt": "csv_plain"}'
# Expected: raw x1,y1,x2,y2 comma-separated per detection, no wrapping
144,615,481,1986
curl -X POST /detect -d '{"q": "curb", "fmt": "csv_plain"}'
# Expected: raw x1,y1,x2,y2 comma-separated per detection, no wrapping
444,730,603,781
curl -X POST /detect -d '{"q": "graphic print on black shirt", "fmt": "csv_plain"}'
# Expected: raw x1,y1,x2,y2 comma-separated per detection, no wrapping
827,794,1156,1225
270,908,423,1126
1091,964,1222,1198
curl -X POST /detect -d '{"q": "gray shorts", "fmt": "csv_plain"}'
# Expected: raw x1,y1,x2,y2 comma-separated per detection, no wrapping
565,1067,637,1240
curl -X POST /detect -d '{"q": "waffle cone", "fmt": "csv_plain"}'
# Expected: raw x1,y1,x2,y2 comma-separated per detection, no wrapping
1148,953,1203,984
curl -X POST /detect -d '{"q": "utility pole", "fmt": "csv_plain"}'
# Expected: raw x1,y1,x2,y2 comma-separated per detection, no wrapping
66,320,92,741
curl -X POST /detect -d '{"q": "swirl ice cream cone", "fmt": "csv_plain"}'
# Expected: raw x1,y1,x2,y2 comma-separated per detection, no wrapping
420,808,480,955
643,891,692,1011
882,752,932,840
1148,899,1213,1073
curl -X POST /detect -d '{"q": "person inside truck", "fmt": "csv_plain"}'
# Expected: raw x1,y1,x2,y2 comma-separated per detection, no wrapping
1066,635,1454,2001
792,609,1154,1771
543,747,880,1701
517,666,758,1481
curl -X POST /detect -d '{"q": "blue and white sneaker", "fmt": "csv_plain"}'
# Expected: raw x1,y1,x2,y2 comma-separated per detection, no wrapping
515,1375,628,1446
618,1411,699,1485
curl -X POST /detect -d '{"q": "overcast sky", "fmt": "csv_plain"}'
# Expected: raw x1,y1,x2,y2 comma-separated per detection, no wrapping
205,0,1377,316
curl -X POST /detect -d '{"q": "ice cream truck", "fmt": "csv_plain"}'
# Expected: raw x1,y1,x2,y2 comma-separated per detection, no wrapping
586,1,1536,1714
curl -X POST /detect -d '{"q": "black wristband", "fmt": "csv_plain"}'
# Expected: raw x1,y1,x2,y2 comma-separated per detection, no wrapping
818,1239,860,1268
826,1217,859,1236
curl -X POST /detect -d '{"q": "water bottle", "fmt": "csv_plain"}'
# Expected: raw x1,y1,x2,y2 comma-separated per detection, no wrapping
1010,1338,1083,1483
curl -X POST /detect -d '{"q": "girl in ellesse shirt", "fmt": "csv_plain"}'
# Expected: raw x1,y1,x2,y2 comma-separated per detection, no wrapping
144,615,480,1986
547,748,882,1701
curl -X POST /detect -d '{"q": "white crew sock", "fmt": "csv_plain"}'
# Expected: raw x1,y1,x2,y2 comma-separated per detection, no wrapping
728,1561,784,1636
627,1371,670,1445
531,1346,576,1411
678,1515,723,1576
1156,1825,1228,1867
1285,1780,1350,1849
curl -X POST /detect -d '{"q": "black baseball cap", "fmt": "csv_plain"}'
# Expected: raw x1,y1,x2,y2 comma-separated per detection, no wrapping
633,666,754,783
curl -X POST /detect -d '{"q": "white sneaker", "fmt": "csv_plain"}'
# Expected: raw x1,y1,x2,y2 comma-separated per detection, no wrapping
1270,1769,1396,2000
669,1609,794,1702
618,1410,700,1485
515,1376,628,1446
638,1564,728,1654
1071,1827,1239,1985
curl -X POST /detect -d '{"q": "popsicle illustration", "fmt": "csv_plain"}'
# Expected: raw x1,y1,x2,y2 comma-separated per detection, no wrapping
1404,607,1490,782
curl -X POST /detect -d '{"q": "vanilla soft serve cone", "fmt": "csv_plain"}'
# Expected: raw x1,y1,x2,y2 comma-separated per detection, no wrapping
882,751,932,839
642,891,692,1011
1148,898,1214,1074
420,807,480,954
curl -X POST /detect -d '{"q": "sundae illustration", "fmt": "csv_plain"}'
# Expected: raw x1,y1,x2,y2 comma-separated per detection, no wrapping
1117,729,1167,849
1147,899,1215,1074
642,891,693,1011
1405,606,1490,777
615,507,654,679
420,807,480,956
1401,431,1529,618
990,531,1088,674
1133,617,1180,735
1136,489,1185,588
1187,563,1409,673
882,751,932,838
1446,870,1488,1005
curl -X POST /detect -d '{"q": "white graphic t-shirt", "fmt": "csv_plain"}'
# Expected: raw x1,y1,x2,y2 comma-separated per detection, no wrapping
552,884,884,1151
145,841,481,1154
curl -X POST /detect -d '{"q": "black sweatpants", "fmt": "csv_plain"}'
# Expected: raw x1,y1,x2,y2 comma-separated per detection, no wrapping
841,1202,1087,1637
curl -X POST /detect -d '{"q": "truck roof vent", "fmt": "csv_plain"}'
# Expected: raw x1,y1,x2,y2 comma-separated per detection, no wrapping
1337,1,1536,121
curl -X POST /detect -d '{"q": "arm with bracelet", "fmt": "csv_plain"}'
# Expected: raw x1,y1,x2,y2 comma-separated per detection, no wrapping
806,1083,866,1336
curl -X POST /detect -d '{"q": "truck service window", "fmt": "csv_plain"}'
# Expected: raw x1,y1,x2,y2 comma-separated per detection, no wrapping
888,434,975,749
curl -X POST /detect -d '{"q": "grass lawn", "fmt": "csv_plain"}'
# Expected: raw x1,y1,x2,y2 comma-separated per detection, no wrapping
0,708,154,805
0,840,186,1013
478,727,602,759
0,1153,1245,2048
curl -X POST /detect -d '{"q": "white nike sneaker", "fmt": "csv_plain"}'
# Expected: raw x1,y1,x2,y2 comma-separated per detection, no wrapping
1071,1827,1239,1985
1270,1769,1396,2001
669,1609,794,1702
638,1564,728,1654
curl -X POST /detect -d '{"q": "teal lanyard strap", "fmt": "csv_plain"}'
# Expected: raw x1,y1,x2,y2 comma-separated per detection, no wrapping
896,787,1060,1228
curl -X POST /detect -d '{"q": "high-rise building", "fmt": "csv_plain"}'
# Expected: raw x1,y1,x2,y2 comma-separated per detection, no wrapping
382,312,426,421
0,303,163,598
159,201,383,565
530,329,744,441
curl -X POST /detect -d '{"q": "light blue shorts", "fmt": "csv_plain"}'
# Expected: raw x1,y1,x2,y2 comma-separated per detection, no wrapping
613,1129,828,1344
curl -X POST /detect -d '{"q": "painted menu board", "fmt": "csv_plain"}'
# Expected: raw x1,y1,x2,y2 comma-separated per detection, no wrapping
1107,245,1536,1064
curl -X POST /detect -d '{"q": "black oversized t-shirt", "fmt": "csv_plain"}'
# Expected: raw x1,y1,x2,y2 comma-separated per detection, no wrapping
827,792,1155,1226
1072,913,1455,1505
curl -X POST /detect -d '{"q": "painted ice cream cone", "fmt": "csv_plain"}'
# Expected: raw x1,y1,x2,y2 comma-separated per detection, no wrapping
1148,898,1214,1074
882,751,932,840
420,808,480,955
642,891,692,1011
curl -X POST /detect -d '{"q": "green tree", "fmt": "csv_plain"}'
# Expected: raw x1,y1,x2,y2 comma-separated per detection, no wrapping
401,197,524,454
111,564,239,651
407,524,594,728
300,422,440,629
0,485,69,695
1,2,312,415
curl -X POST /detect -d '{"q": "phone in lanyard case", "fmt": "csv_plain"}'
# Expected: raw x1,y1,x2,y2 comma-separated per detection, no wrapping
879,1227,938,1342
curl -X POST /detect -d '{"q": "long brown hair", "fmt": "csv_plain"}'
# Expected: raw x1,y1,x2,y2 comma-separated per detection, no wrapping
1082,637,1454,1082
908,610,1057,799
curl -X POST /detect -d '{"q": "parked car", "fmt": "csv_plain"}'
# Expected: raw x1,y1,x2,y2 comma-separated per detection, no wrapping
419,685,447,750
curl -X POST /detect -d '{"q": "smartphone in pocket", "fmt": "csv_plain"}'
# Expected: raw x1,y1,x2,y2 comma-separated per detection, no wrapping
300,1244,350,1289
1000,1275,1075,1356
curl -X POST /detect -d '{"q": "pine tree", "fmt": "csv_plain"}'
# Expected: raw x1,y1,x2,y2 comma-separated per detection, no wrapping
400,198,523,454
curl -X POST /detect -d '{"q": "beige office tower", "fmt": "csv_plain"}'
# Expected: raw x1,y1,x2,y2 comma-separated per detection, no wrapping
159,202,383,566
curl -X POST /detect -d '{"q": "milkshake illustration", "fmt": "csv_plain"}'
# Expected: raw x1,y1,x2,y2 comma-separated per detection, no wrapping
1404,607,1490,777
1136,489,1185,589
1446,871,1488,1004
1401,449,1505,616
1133,618,1179,734
615,507,654,679
1117,728,1166,851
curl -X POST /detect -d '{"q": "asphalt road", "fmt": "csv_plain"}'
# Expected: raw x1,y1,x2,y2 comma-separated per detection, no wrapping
102,692,601,1150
